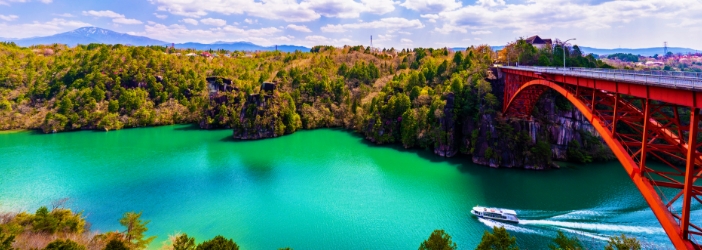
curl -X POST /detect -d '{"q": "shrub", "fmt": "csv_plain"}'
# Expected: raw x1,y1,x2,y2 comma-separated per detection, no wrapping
196,236,239,250
418,229,457,250
44,239,86,250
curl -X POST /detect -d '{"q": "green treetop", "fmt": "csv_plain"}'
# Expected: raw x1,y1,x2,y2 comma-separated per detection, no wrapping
119,211,156,250
418,229,457,250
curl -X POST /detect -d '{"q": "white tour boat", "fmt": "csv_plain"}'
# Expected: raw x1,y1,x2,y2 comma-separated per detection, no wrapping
470,206,519,223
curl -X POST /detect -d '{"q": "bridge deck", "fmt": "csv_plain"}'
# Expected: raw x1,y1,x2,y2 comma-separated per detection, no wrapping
500,66,702,91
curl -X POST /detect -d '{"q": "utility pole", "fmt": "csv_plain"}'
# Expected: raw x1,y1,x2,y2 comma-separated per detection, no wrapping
664,41,668,57
370,35,373,51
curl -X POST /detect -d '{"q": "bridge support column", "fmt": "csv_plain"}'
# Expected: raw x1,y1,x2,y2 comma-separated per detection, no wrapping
639,99,651,173
612,94,619,134
682,108,700,239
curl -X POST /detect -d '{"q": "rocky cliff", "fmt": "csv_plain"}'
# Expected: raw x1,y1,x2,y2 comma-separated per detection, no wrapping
229,70,612,169
232,91,302,140
463,71,612,169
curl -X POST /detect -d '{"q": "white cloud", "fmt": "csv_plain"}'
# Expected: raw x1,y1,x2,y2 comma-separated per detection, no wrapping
287,24,312,32
0,15,18,21
321,18,424,33
244,18,256,24
434,23,467,34
113,17,142,25
131,22,283,44
420,14,439,23
471,30,491,35
320,25,344,33
83,10,142,25
153,13,168,19
149,0,396,22
181,18,198,25
420,14,438,19
370,34,395,47
55,13,74,17
201,18,226,26
375,34,394,41
401,0,461,13
400,38,413,44
272,35,295,42
223,26,281,37
83,10,123,18
476,0,505,7
302,0,395,18
435,0,702,35
0,18,91,38
303,35,356,46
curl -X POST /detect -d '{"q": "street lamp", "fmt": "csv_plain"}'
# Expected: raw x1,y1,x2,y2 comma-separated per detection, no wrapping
562,38,576,68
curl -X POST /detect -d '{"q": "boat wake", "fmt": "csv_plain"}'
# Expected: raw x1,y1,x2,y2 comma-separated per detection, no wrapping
474,208,668,245
477,218,540,234
519,219,664,234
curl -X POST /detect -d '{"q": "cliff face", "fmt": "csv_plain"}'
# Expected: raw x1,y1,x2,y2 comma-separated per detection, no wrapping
462,73,611,169
232,91,302,140
228,71,612,169
434,92,457,157
233,94,279,140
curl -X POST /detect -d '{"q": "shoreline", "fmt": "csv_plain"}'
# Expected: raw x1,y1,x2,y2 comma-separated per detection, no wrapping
0,123,612,170
0,129,31,134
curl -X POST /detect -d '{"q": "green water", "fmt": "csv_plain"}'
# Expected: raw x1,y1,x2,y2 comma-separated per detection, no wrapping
0,125,680,249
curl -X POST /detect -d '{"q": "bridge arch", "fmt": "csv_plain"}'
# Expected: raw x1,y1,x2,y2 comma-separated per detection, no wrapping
504,79,699,249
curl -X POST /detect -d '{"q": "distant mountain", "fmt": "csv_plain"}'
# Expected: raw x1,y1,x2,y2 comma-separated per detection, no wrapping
456,45,699,57
5,27,697,55
451,46,505,52
3,27,167,47
0,27,310,52
174,41,309,53
578,46,700,57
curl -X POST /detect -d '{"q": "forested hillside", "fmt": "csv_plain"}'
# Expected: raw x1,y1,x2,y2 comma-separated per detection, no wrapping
0,40,612,168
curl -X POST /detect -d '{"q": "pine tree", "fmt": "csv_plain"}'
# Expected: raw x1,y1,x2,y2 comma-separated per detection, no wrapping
119,212,156,250
173,233,196,250
475,226,518,250
418,229,457,250
548,231,582,250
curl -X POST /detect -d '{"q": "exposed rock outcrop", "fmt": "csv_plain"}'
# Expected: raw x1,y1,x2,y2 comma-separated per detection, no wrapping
462,70,612,169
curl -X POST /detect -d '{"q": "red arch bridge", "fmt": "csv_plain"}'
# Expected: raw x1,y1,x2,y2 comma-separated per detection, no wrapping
499,66,702,249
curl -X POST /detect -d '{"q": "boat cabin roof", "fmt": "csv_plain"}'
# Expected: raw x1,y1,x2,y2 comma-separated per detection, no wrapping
473,206,517,215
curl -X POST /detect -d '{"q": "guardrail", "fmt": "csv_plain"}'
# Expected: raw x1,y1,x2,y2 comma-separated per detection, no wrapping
499,66,702,90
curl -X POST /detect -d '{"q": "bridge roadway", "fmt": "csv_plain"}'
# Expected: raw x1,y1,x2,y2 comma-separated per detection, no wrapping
500,66,702,90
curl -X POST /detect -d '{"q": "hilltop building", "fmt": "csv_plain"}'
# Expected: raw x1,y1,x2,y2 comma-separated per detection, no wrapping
261,82,277,94
525,35,552,49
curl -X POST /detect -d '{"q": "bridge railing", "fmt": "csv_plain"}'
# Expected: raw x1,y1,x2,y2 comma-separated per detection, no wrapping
500,66,702,90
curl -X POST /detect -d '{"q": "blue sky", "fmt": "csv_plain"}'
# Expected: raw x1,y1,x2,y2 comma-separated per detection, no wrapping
1,0,701,49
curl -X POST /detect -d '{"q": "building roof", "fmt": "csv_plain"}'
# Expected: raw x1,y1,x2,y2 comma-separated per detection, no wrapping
206,76,233,85
525,35,551,45
261,82,277,91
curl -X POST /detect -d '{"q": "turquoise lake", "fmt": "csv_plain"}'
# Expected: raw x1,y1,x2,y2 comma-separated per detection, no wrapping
0,125,683,249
